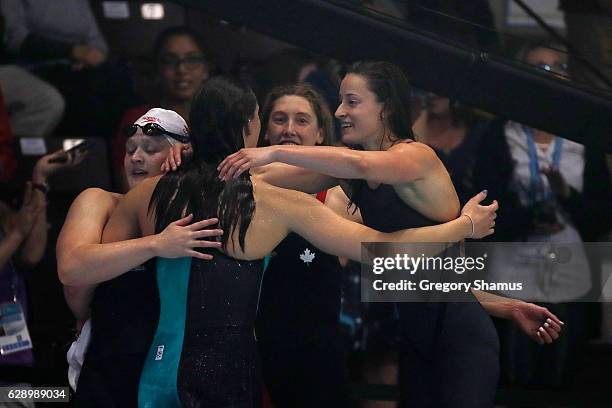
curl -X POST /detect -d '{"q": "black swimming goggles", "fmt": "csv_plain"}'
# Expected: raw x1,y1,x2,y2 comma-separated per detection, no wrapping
125,123,190,144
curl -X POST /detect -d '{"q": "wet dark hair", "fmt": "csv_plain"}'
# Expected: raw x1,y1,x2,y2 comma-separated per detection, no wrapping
149,76,257,251
260,83,335,146
346,61,415,143
344,61,415,211
152,26,212,69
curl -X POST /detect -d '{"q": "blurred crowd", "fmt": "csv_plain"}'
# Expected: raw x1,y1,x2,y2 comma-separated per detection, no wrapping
0,1,611,407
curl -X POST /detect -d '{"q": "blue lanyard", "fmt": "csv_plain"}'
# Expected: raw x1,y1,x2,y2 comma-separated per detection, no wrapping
523,126,563,203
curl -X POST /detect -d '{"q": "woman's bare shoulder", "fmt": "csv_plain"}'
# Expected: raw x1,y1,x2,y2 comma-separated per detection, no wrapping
391,140,437,159
118,176,162,209
75,187,116,202
64,188,120,219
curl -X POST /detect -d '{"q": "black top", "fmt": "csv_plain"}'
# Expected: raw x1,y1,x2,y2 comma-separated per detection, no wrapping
434,120,489,205
88,261,159,357
256,231,343,344
352,180,458,356
75,261,159,407
178,254,264,407
353,181,436,232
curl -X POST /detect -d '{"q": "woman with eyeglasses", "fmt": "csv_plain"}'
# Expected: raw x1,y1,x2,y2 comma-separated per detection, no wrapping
111,26,212,191
472,43,597,390
99,76,497,407
218,61,564,407
57,108,222,406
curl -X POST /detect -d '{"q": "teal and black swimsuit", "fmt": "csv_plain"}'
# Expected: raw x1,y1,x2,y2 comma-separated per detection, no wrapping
75,252,263,408
139,254,264,408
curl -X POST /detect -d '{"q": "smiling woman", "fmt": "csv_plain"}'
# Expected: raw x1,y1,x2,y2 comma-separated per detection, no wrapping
98,76,496,408
260,84,334,147
112,26,212,191
217,61,563,408
57,107,223,406
255,83,352,408
154,27,211,111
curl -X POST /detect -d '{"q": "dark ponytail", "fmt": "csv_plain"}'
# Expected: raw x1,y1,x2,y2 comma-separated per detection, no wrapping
149,76,258,252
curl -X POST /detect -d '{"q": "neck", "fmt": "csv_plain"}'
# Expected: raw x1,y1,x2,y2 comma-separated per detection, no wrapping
362,132,399,151
531,128,555,145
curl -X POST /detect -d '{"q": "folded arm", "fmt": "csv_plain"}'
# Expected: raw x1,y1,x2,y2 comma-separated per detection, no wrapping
57,188,151,286
272,186,488,263
252,163,339,194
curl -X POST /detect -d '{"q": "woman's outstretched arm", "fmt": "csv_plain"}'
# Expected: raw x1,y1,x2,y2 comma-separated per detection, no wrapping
161,143,340,195
222,143,459,223
473,290,563,344
266,185,497,262
219,143,436,184
57,185,222,286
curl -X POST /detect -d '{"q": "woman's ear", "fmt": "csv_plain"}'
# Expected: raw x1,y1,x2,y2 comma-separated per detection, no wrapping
382,104,393,122
315,129,324,145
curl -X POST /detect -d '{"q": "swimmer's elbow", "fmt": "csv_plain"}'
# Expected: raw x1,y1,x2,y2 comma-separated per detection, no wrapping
57,260,77,286
57,251,85,286
443,207,460,223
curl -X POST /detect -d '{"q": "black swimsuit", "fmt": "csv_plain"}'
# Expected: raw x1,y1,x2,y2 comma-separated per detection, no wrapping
177,254,264,407
353,181,500,408
256,190,350,408
74,261,159,407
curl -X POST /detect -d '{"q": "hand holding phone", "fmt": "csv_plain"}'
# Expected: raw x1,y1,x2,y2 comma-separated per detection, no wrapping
49,141,93,163
34,146,90,184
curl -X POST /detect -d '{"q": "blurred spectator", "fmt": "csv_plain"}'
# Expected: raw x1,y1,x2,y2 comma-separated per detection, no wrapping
249,50,340,124
561,0,612,260
0,147,84,386
561,1,612,344
111,26,211,191
560,0,612,90
0,13,64,139
0,65,64,137
0,85,15,182
1,0,134,137
412,93,490,204
0,0,107,66
472,43,596,388
250,50,320,100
